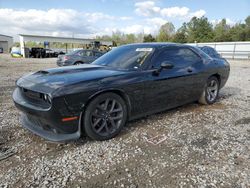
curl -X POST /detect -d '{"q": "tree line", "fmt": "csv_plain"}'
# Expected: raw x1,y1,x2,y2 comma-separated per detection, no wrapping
14,15,250,48
97,15,250,45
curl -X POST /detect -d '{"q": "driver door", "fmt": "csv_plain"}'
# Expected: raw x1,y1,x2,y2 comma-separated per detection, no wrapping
142,46,203,113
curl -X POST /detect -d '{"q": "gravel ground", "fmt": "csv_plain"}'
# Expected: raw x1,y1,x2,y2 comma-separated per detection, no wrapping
0,54,250,188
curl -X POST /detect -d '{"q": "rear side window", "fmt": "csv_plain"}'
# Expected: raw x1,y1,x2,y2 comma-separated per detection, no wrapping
152,47,202,68
86,51,93,56
200,47,220,58
94,52,103,57
77,50,93,56
77,50,86,56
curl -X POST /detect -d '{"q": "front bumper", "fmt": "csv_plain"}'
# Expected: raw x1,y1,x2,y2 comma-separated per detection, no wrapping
56,60,64,66
13,87,82,142
20,113,81,142
56,60,72,66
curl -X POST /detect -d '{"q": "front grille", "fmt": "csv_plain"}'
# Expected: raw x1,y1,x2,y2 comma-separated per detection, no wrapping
26,114,62,134
26,114,54,132
19,87,51,109
57,61,63,66
27,114,46,128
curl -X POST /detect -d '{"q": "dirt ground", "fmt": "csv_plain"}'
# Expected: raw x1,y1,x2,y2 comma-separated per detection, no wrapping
0,54,250,188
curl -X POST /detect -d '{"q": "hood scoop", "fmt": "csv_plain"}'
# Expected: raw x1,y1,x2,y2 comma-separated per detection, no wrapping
35,64,105,76
36,70,49,75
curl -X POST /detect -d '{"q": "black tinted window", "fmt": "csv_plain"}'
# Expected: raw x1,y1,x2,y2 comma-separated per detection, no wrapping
95,52,103,57
153,47,202,68
86,51,93,56
93,46,154,70
77,50,93,57
199,46,220,58
77,50,86,56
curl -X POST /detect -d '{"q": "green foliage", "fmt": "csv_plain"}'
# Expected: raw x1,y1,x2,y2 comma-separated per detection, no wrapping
25,41,43,47
245,16,250,27
96,15,250,45
229,24,246,41
156,22,175,42
172,32,187,43
213,19,231,42
13,15,250,48
186,16,214,42
97,32,142,46
172,23,188,43
126,34,136,44
245,16,250,41
143,34,156,42
171,15,250,43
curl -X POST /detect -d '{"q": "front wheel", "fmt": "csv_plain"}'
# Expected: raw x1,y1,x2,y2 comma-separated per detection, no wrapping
83,93,127,140
74,61,83,65
199,76,219,105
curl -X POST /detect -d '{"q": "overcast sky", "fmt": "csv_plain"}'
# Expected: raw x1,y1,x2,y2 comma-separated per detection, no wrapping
0,0,249,41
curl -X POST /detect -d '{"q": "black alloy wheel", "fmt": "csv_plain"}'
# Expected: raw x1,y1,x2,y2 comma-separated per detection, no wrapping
84,92,127,140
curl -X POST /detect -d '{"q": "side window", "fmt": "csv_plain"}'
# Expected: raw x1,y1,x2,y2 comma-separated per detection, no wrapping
95,52,102,57
152,48,177,68
210,48,220,58
180,48,202,65
78,50,87,56
153,47,202,68
86,51,93,57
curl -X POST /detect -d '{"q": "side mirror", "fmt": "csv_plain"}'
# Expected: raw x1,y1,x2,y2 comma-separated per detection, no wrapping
152,61,174,76
160,61,174,69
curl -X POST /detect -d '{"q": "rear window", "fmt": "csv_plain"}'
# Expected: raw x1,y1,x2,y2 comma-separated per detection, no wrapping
199,46,221,58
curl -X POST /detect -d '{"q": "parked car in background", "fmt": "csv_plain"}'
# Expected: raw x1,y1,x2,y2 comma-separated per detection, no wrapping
57,51,65,55
0,47,3,53
56,49,104,66
13,43,230,142
198,46,222,59
30,47,46,58
45,49,58,58
11,47,22,58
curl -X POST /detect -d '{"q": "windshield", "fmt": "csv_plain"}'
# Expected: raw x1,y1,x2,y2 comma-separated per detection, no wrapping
92,45,154,70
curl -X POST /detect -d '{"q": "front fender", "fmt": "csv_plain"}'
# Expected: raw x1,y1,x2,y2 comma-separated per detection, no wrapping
85,88,132,119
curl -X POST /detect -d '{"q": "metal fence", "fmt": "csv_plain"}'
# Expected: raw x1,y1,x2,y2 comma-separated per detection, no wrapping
188,41,250,60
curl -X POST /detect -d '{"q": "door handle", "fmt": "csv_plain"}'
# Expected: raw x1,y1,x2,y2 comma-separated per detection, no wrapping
187,68,193,73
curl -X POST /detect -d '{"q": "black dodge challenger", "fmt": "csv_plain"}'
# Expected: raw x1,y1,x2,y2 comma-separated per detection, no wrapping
13,43,230,142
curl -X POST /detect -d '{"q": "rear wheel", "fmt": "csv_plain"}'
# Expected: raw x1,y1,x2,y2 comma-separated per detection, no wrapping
83,93,127,140
199,76,219,105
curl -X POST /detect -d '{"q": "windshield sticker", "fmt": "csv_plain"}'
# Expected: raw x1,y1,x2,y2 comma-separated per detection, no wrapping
136,48,153,52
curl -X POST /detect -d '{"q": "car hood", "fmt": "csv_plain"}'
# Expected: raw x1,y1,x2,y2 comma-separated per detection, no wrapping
17,64,127,94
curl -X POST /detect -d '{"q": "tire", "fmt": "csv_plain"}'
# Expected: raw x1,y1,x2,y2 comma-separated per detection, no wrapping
83,92,127,141
74,61,83,65
199,76,219,105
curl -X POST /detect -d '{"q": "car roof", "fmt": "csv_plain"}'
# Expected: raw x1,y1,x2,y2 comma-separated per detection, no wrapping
77,49,104,53
123,42,191,49
198,46,215,50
